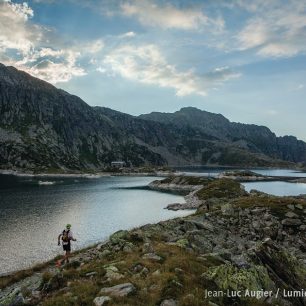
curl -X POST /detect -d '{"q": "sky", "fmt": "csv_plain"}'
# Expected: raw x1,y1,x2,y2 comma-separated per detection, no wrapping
0,0,305,140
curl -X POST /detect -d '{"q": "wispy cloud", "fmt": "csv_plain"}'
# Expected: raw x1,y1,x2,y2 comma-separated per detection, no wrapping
119,31,136,38
121,0,224,31
102,44,240,96
236,0,306,57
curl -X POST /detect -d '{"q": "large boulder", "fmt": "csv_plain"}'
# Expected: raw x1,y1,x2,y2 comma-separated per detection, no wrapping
201,264,274,293
251,240,306,290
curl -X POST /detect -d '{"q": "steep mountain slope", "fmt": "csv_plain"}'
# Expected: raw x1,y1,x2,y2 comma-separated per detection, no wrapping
0,64,165,171
0,63,305,172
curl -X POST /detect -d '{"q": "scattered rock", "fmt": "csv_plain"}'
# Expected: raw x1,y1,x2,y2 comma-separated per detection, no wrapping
160,299,177,306
174,238,189,248
142,253,163,262
132,263,144,273
149,284,160,291
143,242,154,253
43,273,65,292
263,213,272,221
299,225,306,231
174,268,184,275
231,255,250,268
122,242,134,253
0,288,24,306
96,243,104,250
152,270,161,276
104,265,123,281
208,302,220,306
190,220,215,232
86,271,98,277
93,296,111,306
166,203,186,211
31,290,41,299
100,283,136,297
281,218,302,226
285,211,299,218
221,203,234,216
100,249,112,258
140,267,149,276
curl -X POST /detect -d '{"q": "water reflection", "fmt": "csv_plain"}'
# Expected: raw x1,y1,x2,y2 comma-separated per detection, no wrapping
0,175,191,274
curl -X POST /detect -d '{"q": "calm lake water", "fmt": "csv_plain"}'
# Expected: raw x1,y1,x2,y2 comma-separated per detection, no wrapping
0,175,191,275
242,181,306,196
179,167,306,196
178,167,306,178
1,169,306,275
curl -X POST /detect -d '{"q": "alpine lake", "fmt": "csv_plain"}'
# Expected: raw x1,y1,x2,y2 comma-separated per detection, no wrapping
1,167,306,274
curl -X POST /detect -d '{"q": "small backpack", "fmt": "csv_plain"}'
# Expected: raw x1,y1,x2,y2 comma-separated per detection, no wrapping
62,229,70,243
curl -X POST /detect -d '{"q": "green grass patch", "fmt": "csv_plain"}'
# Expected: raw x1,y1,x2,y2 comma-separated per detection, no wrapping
160,176,214,186
196,179,246,200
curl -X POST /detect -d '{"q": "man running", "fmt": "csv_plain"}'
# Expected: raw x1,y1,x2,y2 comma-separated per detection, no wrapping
57,224,76,265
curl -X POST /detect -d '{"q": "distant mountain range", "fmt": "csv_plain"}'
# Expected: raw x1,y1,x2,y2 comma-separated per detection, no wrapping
0,63,305,172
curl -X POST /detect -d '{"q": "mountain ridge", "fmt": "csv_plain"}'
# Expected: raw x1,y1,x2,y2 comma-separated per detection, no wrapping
0,63,305,172
139,107,306,164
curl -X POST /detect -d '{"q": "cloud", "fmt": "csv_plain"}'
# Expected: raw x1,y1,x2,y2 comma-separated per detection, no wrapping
0,0,103,84
84,39,104,54
121,0,224,31
25,58,85,83
120,31,136,38
11,48,86,83
236,0,306,57
102,44,240,96
0,0,39,54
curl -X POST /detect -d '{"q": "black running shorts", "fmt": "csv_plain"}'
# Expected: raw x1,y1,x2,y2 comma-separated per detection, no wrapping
63,243,71,252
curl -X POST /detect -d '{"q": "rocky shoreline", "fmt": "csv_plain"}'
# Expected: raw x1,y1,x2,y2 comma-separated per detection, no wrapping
0,169,174,178
148,176,209,210
1,175,306,306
